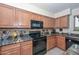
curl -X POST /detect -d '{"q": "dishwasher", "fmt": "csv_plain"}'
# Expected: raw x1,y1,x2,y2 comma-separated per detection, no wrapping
66,37,73,50
66,36,79,50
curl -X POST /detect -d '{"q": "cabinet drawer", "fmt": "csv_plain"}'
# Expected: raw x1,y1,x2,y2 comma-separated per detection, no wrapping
1,43,20,52
21,41,32,46
1,47,20,55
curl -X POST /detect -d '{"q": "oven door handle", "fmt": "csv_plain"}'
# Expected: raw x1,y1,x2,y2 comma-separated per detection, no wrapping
33,39,43,41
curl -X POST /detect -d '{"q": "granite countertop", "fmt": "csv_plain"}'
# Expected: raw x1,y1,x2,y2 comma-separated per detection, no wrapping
44,33,79,42
0,34,33,46
50,33,79,37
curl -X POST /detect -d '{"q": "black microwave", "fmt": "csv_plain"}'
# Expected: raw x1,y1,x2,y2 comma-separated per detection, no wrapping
31,20,43,29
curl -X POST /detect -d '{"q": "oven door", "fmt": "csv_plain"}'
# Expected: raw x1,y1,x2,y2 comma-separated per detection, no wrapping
33,37,47,55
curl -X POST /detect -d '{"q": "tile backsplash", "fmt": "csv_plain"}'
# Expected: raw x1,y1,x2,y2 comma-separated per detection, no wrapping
0,28,54,37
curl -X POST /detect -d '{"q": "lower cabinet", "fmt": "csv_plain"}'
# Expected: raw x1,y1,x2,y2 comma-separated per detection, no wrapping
47,35,66,51
20,41,32,55
47,36,56,50
56,35,66,50
0,43,20,55
0,40,32,55
0,47,1,55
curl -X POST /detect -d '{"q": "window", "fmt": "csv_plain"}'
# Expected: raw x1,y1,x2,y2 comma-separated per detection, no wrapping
74,16,79,31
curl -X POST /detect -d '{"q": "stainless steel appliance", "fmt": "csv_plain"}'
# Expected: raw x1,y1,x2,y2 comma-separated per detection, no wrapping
66,38,73,49
66,36,79,50
29,31,47,55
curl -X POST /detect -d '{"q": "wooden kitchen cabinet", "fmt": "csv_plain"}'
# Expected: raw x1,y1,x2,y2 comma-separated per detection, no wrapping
0,46,1,55
55,15,69,28
49,18,55,28
43,17,54,28
60,16,69,28
0,4,15,27
20,41,32,55
56,35,66,50
55,18,60,28
0,40,33,55
0,43,20,55
47,36,56,50
15,9,31,28
31,13,41,21
47,35,66,51
0,3,55,28
44,18,50,28
31,13,38,20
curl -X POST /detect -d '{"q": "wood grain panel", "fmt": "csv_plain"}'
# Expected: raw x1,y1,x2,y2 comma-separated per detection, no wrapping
20,41,32,55
0,4,15,27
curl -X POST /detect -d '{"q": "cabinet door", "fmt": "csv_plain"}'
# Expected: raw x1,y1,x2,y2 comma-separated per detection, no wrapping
47,36,55,50
21,41,32,55
15,9,31,28
49,18,55,28
21,44,32,55
52,19,55,28
60,16,69,28
31,13,42,21
52,36,56,46
43,17,50,28
56,36,66,50
47,38,52,50
55,18,60,28
0,4,15,27
1,43,20,55
31,13,37,20
0,47,1,55
37,15,43,21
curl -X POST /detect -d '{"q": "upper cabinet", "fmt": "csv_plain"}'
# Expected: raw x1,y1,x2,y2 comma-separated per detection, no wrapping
43,16,54,28
15,9,31,28
0,4,15,27
55,18,60,28
30,13,42,21
55,15,69,28
43,17,50,28
0,4,55,28
60,16,69,28
48,18,55,28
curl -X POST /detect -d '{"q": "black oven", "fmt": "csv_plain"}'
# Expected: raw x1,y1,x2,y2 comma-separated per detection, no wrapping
29,31,47,55
33,36,47,55
31,20,43,29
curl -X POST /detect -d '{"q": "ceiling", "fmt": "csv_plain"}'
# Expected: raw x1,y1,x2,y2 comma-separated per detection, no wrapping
30,3,79,14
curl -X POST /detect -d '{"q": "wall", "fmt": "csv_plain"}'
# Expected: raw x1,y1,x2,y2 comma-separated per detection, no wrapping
56,8,79,34
54,9,70,18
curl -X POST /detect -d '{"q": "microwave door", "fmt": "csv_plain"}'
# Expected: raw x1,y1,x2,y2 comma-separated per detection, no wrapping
31,20,43,29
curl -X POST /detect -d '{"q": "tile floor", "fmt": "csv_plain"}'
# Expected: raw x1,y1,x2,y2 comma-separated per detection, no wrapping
45,47,65,55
